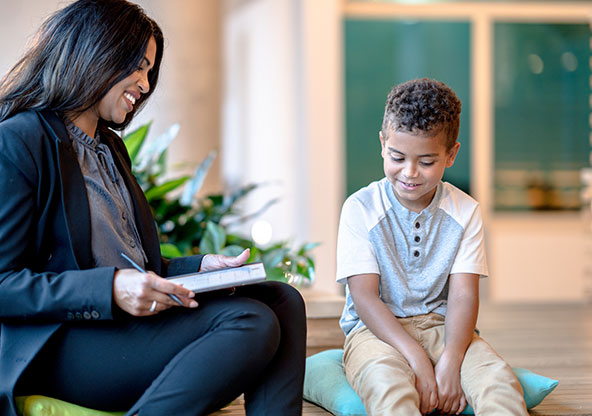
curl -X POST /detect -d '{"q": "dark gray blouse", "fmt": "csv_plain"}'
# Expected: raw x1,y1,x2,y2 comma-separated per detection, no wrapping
64,117,148,270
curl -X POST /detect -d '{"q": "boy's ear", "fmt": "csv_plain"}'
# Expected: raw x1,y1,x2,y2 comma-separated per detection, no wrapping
379,131,386,156
446,142,461,168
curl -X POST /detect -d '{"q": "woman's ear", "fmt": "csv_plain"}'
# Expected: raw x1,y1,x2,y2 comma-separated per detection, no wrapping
446,142,461,167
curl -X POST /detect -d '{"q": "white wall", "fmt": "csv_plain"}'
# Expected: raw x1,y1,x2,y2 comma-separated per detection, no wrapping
129,0,223,195
488,214,590,303
0,2,64,76
222,0,343,294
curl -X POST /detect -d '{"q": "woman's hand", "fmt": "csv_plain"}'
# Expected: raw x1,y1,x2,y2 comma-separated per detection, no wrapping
199,248,250,272
113,269,198,316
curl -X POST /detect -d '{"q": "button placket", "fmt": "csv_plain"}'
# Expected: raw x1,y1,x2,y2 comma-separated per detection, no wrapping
411,217,423,261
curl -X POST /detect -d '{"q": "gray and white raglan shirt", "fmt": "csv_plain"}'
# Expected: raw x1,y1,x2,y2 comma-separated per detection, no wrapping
336,178,488,336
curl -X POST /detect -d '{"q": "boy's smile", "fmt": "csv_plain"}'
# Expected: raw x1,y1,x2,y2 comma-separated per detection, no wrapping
381,129,459,212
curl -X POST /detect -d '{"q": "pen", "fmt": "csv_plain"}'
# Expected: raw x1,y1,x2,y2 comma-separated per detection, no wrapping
120,253,185,307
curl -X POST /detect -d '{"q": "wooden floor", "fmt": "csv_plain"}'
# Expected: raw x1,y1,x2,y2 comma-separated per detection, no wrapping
476,303,592,416
211,302,592,415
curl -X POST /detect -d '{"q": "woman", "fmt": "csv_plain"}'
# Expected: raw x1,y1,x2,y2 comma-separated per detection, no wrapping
0,1,306,415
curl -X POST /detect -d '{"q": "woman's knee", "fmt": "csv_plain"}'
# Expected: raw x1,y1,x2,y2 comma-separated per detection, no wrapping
224,298,281,355
277,281,306,312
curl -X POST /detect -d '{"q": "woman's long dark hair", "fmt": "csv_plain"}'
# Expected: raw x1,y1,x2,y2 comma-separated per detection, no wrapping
0,0,164,130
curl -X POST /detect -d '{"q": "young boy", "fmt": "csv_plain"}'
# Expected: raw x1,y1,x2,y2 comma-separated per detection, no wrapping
336,78,528,415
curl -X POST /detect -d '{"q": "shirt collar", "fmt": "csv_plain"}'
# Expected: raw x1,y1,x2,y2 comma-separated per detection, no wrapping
62,116,101,150
384,178,443,220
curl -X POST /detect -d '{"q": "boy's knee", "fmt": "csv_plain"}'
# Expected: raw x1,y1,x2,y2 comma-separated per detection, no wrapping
348,352,415,395
351,357,420,416
462,337,507,373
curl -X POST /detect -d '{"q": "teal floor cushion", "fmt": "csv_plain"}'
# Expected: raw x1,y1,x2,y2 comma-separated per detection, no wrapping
15,395,126,416
304,349,559,416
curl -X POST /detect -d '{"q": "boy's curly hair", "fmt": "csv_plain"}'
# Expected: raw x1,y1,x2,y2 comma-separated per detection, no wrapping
381,78,461,149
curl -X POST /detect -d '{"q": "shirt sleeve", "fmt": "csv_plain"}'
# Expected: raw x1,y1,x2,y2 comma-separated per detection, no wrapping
449,203,489,277
336,196,380,284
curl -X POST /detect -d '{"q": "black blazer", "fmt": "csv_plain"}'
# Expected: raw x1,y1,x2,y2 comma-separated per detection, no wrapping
0,110,202,416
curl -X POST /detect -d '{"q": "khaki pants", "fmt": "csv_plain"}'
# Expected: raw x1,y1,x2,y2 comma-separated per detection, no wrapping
343,313,528,415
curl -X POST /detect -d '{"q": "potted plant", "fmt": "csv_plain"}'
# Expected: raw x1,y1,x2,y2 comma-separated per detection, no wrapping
123,122,318,286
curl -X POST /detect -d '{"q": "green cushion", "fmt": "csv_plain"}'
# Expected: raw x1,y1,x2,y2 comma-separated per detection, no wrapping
304,349,559,416
15,395,125,416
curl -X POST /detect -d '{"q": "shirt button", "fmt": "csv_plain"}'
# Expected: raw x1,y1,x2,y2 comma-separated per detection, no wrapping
83,311,92,320
91,310,100,319
415,222,420,229
413,250,420,257
414,236,421,243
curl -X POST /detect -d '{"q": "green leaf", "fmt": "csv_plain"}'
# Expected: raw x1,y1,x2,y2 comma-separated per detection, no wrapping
123,122,152,163
248,246,261,263
266,266,288,282
296,261,315,281
262,247,290,269
227,234,255,248
199,221,226,254
135,123,179,171
297,242,321,256
180,150,217,206
145,177,189,202
221,245,246,257
160,243,184,258
224,183,259,207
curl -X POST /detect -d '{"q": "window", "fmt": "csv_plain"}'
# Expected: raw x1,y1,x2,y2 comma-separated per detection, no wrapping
494,23,590,211
345,19,471,196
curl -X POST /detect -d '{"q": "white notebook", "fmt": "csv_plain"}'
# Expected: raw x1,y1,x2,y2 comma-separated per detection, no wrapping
167,262,267,293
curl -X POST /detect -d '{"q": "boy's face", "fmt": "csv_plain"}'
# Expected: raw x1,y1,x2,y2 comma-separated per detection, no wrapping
380,129,459,213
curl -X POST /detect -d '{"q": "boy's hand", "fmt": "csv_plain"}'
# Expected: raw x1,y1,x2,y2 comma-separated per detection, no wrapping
407,347,439,414
434,351,466,415
348,274,440,414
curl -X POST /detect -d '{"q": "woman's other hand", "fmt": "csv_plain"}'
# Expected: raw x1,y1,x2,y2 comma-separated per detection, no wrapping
199,248,250,272
113,269,198,316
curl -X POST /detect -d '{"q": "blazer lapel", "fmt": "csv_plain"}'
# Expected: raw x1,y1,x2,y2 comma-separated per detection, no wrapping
37,111,93,269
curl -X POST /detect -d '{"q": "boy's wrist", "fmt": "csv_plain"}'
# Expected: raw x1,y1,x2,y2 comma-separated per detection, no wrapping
439,347,465,367
403,342,432,369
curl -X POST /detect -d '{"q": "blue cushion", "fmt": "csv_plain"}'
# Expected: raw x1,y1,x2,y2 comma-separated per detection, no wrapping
304,349,558,416
304,349,366,416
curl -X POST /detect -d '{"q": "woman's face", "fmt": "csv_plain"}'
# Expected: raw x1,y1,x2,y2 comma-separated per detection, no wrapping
95,36,157,125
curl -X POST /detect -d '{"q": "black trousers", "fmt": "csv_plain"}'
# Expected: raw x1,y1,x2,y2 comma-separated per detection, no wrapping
15,281,307,416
